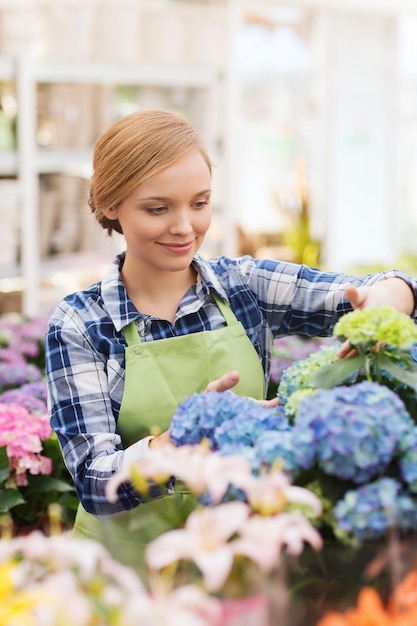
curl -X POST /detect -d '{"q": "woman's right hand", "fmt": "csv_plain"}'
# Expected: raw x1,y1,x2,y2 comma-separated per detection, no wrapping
149,372,242,449
150,370,279,449
148,430,172,448
205,370,279,407
205,370,241,392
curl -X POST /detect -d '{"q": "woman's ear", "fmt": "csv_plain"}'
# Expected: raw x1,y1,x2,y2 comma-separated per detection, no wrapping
103,206,118,220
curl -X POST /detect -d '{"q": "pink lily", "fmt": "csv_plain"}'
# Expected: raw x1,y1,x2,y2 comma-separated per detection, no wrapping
234,468,322,517
106,444,179,502
122,583,222,626
106,443,252,504
145,501,251,592
231,511,323,572
167,445,252,502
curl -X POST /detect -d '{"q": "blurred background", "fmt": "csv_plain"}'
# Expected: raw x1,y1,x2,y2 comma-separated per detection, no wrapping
0,0,416,316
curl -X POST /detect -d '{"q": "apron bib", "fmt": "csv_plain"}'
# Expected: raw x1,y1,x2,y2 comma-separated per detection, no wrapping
73,293,265,573
119,292,264,445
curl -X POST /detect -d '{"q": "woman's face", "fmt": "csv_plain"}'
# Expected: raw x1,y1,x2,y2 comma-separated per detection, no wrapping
108,149,212,275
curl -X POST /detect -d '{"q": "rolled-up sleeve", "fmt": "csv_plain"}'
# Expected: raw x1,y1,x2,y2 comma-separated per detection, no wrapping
45,305,143,515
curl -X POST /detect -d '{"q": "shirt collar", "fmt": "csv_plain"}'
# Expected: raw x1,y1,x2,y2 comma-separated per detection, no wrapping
192,254,229,301
101,251,229,332
101,252,138,331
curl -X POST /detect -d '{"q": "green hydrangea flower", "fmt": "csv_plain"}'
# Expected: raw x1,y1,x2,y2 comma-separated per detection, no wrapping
334,306,417,350
284,387,317,420
278,343,340,405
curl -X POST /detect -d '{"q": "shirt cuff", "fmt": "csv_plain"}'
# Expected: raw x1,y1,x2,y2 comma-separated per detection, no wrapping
123,435,155,464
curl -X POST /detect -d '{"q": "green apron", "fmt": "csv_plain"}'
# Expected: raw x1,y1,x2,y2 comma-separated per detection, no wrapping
73,292,265,574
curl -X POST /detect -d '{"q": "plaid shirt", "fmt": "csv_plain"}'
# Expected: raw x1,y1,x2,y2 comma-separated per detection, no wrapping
45,252,417,515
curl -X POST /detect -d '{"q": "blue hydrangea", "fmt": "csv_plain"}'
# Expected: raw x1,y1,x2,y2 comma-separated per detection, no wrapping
334,478,417,542
169,391,276,448
399,427,417,492
291,381,414,483
218,443,258,469
277,343,341,405
254,429,300,474
213,404,289,450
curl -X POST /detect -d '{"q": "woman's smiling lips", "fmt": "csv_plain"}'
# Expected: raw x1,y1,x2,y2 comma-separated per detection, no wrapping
158,241,195,254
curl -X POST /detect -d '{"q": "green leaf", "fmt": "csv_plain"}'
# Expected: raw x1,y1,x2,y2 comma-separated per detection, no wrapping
0,445,10,483
0,488,25,513
378,355,417,389
311,356,365,389
25,474,76,493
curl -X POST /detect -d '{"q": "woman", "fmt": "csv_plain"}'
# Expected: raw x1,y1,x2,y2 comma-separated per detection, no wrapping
45,109,417,567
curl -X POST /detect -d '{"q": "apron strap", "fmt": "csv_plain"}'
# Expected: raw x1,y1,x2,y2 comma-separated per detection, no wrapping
123,291,236,346
123,320,141,345
210,291,237,325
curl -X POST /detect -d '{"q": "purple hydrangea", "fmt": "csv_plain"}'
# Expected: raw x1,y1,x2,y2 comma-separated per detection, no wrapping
334,478,417,542
0,314,48,362
291,381,414,483
18,381,48,402
0,347,27,365
270,336,335,384
0,391,45,414
0,362,43,391
0,382,47,414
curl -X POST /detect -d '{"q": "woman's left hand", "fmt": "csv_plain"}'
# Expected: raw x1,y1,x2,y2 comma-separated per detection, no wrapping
344,278,414,315
339,278,415,359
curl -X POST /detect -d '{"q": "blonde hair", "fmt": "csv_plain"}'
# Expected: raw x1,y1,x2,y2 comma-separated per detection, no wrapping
89,109,213,235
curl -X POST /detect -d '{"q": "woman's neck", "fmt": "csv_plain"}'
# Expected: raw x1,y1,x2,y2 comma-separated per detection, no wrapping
121,259,197,322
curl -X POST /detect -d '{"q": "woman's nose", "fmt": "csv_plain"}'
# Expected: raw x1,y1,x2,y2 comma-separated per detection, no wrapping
169,208,193,235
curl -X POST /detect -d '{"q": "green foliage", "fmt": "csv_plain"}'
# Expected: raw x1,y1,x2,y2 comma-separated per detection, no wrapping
0,488,25,514
0,435,77,532
311,307,417,415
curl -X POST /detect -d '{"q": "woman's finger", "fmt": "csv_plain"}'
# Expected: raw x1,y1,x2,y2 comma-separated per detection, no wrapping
205,371,240,393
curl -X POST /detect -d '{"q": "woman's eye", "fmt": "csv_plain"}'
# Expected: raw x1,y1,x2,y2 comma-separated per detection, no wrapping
146,206,166,215
194,201,209,209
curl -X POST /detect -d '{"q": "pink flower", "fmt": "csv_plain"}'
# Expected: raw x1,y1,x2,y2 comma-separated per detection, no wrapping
170,446,252,502
123,584,222,626
13,453,52,485
106,443,252,504
234,467,322,517
231,511,323,572
0,402,52,486
0,530,151,626
145,502,251,592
